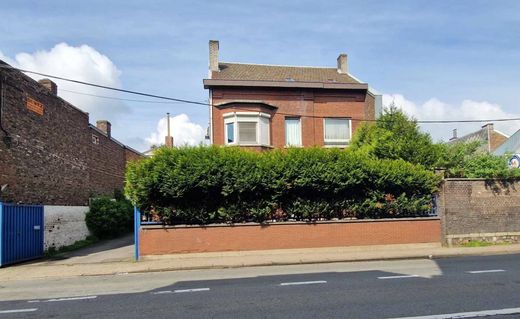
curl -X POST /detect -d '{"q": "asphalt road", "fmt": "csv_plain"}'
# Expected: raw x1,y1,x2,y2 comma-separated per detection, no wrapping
1,254,520,318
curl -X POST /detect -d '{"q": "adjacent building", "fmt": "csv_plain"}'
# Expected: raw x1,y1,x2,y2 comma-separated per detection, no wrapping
0,61,143,249
203,40,382,150
449,123,509,153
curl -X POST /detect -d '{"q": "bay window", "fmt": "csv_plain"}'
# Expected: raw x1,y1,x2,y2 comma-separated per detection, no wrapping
224,112,270,146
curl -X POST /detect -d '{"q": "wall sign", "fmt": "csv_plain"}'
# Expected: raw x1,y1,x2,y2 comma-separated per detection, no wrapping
26,97,44,115
509,154,520,169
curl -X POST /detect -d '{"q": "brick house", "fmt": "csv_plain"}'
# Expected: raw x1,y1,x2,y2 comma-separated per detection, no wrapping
0,61,143,206
449,123,508,153
203,40,382,150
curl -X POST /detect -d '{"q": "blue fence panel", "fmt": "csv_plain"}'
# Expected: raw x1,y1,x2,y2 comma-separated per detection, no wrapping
0,203,44,267
134,206,141,261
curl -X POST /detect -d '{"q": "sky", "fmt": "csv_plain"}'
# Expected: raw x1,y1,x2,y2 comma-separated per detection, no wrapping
1,0,519,151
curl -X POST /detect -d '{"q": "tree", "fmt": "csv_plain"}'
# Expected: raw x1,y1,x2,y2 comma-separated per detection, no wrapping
351,104,442,169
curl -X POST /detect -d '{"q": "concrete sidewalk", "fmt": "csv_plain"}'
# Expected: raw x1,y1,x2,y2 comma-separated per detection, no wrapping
2,243,520,281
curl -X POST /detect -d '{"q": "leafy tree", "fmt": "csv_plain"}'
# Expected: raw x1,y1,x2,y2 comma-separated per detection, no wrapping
351,104,442,168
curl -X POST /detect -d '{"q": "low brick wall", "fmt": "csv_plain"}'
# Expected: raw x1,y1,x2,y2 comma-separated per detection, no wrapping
140,218,440,255
438,179,520,246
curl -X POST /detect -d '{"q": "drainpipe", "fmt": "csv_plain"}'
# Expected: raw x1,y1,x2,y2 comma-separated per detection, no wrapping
0,76,12,148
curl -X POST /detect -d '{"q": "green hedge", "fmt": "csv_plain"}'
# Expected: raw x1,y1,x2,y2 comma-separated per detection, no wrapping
125,146,440,224
85,197,134,239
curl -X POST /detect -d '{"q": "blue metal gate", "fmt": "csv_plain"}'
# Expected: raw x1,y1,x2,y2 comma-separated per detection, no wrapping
0,202,44,267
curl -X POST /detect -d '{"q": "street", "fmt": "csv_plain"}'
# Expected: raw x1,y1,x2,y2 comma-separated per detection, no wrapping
1,254,520,318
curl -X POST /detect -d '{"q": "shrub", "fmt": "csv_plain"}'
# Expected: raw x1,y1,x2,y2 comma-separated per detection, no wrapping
85,197,134,239
125,146,440,224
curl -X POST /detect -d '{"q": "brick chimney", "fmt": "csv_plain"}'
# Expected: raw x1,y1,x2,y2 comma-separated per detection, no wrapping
96,120,112,138
209,40,220,73
337,53,347,74
38,78,57,95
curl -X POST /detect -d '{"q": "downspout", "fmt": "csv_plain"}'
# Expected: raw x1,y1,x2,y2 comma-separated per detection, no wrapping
0,76,12,147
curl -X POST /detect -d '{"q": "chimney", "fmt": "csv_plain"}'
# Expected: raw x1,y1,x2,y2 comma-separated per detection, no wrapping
337,53,347,74
38,78,57,95
165,113,174,148
209,40,220,73
96,120,112,138
482,123,494,131
449,129,458,141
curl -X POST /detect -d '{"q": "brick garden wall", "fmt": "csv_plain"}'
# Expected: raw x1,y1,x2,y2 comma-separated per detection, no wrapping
140,218,441,255
0,62,142,205
438,179,520,246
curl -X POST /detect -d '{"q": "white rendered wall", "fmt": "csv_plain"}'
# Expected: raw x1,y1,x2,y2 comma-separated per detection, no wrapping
44,206,90,250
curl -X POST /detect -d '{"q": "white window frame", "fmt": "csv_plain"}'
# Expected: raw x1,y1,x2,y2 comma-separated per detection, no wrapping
323,118,352,148
223,112,271,146
285,117,302,147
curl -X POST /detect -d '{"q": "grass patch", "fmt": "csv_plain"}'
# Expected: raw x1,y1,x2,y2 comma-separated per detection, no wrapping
460,240,510,247
45,236,99,257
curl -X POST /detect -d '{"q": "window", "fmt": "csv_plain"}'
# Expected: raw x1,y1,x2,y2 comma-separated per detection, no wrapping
92,134,99,145
324,118,351,147
285,118,302,146
223,112,270,146
226,122,235,143
238,122,257,143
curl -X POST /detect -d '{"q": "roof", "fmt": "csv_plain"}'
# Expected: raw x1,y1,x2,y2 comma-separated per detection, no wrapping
493,129,520,155
204,62,368,90
450,125,509,152
213,62,361,83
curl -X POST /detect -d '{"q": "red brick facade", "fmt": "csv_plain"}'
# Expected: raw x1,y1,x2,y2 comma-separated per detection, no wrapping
210,87,375,148
0,62,143,205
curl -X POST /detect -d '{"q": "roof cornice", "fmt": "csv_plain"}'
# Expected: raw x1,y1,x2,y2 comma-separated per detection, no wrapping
203,79,368,90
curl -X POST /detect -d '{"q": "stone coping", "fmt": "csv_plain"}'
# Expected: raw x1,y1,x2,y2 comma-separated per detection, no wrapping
141,216,440,230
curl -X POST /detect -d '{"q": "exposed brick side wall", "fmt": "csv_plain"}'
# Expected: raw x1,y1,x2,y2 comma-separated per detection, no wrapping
490,131,507,152
211,87,370,148
0,65,143,205
140,218,440,255
439,179,520,246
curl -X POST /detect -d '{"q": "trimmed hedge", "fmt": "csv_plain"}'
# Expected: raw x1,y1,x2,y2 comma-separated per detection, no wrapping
125,146,440,224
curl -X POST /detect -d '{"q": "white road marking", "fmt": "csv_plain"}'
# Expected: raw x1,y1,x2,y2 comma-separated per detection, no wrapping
466,269,505,274
386,306,520,319
174,288,210,293
378,275,420,280
29,296,97,303
0,308,38,314
154,288,210,294
279,280,327,286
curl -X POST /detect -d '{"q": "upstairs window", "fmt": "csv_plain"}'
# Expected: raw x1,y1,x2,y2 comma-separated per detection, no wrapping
324,118,351,147
285,117,302,147
224,112,270,146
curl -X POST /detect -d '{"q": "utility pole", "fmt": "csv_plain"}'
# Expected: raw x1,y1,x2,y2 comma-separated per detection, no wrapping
165,112,174,148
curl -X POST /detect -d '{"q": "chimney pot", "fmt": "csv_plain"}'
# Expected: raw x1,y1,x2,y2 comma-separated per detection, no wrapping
38,78,57,95
209,40,220,73
337,53,348,74
96,120,112,138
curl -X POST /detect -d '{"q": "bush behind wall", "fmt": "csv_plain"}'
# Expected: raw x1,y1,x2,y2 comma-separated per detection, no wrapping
125,146,440,224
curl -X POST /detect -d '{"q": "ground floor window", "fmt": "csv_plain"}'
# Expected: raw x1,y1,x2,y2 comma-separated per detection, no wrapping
285,117,302,147
324,118,351,147
224,112,270,146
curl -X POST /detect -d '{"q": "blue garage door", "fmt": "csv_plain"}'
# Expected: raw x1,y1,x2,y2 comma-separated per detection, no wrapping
0,203,44,267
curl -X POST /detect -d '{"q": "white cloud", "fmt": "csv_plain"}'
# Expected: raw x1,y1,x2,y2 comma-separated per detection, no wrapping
0,43,129,122
383,94,520,142
146,113,206,147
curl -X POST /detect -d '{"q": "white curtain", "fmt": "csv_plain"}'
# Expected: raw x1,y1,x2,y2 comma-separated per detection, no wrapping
324,118,350,144
285,118,301,146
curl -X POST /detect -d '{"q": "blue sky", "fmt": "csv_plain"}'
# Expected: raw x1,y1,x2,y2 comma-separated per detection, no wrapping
1,0,520,150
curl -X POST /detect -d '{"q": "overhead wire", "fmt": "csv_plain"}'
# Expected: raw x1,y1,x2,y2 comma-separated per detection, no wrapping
1,64,520,124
